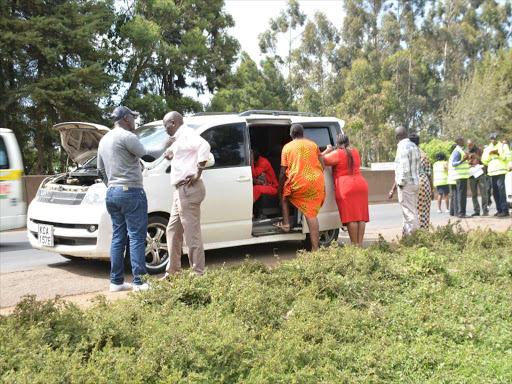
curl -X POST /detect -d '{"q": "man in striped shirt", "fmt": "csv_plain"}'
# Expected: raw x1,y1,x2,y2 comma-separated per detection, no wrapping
388,126,421,236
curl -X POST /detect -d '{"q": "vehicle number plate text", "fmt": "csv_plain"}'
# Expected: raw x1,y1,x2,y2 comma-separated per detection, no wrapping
38,224,54,247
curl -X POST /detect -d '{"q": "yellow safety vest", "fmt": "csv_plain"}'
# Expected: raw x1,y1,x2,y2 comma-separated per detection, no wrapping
482,143,509,176
433,161,448,187
448,147,470,180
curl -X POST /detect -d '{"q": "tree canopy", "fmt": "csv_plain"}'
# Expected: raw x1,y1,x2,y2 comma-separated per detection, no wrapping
1,0,511,173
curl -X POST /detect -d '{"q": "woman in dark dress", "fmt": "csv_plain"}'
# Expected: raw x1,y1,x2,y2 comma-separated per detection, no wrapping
322,133,369,247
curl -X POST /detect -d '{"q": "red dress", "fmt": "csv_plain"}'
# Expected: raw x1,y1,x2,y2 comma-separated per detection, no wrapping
323,148,369,225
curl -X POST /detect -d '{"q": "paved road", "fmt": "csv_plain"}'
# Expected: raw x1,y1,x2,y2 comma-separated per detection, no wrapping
0,198,503,274
1,199,509,310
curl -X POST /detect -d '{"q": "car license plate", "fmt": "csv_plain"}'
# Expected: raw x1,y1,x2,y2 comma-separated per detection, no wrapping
38,224,54,247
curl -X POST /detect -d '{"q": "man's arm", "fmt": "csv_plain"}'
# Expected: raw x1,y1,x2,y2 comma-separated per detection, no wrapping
396,144,409,186
124,133,171,161
451,150,463,167
97,153,108,186
185,134,211,185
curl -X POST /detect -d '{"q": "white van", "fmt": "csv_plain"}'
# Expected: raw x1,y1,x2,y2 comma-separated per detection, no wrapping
0,128,26,231
27,112,344,273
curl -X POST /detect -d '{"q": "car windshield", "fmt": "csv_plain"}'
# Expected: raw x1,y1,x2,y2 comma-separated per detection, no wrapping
135,125,168,150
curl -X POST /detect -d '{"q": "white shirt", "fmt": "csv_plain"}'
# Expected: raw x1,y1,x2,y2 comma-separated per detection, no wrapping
166,125,211,186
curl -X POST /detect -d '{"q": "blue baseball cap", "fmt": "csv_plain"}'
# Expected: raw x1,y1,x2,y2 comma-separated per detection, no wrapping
489,132,498,139
112,106,139,122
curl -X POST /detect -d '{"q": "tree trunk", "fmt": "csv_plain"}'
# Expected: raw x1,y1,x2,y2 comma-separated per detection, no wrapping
35,121,44,174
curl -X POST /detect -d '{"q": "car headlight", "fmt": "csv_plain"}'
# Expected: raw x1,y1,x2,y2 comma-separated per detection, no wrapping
81,189,106,205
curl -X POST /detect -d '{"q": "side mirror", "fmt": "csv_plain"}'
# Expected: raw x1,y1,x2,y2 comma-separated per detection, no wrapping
204,153,215,168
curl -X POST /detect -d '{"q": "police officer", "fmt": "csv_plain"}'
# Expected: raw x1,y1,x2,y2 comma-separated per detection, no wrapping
482,133,510,217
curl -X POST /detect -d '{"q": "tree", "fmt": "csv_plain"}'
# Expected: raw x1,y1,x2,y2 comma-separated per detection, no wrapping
443,50,512,143
118,0,240,121
291,12,339,114
0,0,116,174
208,52,292,112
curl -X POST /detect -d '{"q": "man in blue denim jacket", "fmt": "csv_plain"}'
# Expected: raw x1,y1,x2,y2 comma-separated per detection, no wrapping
97,106,172,292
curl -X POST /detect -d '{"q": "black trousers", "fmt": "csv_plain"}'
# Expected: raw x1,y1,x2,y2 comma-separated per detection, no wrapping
491,174,509,214
486,176,493,206
450,185,458,216
456,178,467,216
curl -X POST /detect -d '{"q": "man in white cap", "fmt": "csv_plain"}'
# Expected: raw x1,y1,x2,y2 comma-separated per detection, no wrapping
97,106,172,292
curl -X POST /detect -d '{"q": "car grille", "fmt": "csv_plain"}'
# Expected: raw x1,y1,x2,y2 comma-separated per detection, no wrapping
30,219,94,230
36,189,86,205
31,231,97,246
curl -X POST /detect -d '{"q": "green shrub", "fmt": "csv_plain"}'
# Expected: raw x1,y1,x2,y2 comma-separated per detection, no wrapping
1,226,511,383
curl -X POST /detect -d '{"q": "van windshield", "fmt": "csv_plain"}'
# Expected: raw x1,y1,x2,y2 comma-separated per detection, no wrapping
135,125,168,150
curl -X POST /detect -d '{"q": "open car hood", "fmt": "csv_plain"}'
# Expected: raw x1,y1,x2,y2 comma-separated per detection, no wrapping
53,122,110,164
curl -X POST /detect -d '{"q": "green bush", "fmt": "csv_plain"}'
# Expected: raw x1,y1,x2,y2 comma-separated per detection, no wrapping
420,139,454,164
1,224,511,383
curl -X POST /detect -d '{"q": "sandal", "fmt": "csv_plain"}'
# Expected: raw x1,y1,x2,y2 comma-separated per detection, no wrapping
273,221,291,232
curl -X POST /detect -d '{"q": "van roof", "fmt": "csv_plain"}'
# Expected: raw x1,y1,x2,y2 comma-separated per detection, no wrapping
142,113,344,130
0,128,14,134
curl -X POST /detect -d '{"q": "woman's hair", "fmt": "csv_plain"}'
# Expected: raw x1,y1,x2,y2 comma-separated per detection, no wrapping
435,152,447,161
336,133,354,174
409,133,420,146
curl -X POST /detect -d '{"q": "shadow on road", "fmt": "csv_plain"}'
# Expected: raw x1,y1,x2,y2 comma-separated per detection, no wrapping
0,242,34,252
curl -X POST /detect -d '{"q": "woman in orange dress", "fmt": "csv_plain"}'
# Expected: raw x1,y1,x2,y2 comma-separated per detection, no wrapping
275,124,326,250
322,133,369,247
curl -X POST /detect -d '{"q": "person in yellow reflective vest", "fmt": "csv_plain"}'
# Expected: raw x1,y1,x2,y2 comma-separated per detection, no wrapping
482,133,510,217
448,136,471,218
433,152,450,213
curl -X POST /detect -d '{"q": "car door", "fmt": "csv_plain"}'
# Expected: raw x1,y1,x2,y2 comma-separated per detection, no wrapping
300,122,343,231
199,122,253,246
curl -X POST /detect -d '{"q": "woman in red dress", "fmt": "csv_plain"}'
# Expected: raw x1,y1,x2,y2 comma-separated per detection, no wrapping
322,133,369,247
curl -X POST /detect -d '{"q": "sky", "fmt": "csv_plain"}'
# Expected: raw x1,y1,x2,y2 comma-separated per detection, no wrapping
183,0,346,104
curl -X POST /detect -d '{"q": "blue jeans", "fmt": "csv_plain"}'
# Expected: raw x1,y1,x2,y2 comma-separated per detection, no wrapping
106,187,148,285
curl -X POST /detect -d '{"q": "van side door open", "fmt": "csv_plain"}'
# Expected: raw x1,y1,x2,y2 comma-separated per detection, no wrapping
199,123,253,245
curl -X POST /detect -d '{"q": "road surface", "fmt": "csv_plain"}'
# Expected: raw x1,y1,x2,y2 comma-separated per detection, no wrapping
1,199,509,311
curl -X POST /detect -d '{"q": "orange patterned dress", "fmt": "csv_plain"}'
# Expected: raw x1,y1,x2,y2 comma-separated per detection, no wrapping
281,138,326,218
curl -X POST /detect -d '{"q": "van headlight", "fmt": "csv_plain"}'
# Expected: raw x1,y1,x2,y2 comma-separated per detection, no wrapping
81,189,106,205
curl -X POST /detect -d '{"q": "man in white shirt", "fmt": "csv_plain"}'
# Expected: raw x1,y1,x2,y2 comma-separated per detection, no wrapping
388,126,421,236
161,111,211,277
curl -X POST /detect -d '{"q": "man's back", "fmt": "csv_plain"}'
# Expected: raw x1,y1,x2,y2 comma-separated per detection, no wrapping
395,138,420,185
98,127,144,188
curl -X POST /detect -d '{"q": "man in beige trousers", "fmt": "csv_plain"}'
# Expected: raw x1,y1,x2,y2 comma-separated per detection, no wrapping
161,111,211,277
388,126,421,236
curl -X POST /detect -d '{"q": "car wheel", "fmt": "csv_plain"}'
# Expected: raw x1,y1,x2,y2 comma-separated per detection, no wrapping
60,254,82,261
304,228,340,250
144,215,169,274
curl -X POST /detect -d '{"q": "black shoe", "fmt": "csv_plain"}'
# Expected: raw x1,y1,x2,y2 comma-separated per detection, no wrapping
482,212,489,216
497,212,510,217
471,213,480,217
457,214,471,219
494,212,500,216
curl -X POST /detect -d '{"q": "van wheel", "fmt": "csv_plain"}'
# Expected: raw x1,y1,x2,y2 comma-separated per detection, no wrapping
144,215,169,274
304,228,340,250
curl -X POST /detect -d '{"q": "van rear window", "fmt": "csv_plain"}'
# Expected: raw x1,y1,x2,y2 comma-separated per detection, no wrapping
304,127,332,148
0,137,9,169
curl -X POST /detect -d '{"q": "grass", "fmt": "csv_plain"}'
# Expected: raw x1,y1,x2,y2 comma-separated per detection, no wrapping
1,223,511,383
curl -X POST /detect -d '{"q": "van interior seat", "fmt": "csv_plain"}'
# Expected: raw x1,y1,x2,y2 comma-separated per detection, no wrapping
260,144,283,216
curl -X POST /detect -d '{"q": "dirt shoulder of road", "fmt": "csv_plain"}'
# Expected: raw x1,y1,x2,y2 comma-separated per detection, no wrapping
1,216,510,316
